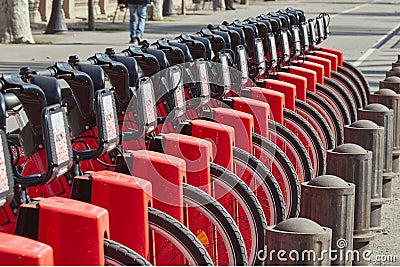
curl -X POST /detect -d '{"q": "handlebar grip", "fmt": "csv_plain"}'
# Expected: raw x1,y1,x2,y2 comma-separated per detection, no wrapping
31,68,56,77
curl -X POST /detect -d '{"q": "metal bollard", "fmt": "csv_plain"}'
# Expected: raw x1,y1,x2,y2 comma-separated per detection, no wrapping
301,175,355,266
265,218,332,266
326,143,374,266
385,66,400,78
369,89,400,177
344,120,385,230
379,76,400,92
392,55,400,68
358,104,397,199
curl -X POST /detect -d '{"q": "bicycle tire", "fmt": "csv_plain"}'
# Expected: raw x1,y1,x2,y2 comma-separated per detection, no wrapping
342,60,370,105
284,108,326,176
268,120,314,182
337,66,367,108
183,183,248,266
148,207,214,266
210,162,266,266
232,146,286,224
104,239,152,266
306,91,344,145
330,71,363,109
295,99,335,150
252,132,300,218
324,77,357,122
316,83,351,126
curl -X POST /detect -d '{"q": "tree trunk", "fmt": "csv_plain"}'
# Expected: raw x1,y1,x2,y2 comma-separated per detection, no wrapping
151,0,163,21
0,0,35,43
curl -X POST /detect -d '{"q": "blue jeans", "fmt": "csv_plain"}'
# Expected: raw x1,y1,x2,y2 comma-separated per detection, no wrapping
128,3,147,40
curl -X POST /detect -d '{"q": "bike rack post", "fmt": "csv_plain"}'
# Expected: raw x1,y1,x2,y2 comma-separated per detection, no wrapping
344,120,385,231
0,232,54,265
326,144,374,266
369,89,400,199
358,104,396,199
265,218,332,265
300,175,355,265
15,197,109,265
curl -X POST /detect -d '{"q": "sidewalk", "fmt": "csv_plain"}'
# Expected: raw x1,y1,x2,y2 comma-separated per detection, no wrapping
0,0,376,71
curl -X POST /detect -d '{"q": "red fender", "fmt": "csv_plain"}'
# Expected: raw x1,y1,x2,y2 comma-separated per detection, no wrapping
88,171,153,261
278,72,308,102
0,233,54,265
19,197,110,265
161,133,219,261
311,51,338,72
212,107,254,153
162,133,213,193
231,97,270,137
127,150,185,223
189,120,235,172
264,79,296,111
287,66,317,94
303,55,332,78
318,46,343,66
243,87,285,125
292,60,325,86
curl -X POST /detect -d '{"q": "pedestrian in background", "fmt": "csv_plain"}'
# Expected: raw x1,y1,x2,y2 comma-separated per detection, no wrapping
224,0,235,10
118,0,148,44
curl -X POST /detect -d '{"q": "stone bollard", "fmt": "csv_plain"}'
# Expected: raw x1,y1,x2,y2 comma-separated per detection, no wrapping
301,175,355,266
358,104,397,199
265,218,332,266
379,76,400,93
369,89,400,183
386,66,400,78
326,143,374,266
344,120,385,230
392,55,400,68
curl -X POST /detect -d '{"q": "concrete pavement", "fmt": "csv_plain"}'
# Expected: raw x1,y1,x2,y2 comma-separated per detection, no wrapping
1,0,399,91
1,0,400,263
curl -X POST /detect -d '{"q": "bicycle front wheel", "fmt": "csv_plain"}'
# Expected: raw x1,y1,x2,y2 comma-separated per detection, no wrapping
104,238,152,266
232,146,286,224
210,163,266,266
148,207,214,266
252,132,300,218
183,183,248,266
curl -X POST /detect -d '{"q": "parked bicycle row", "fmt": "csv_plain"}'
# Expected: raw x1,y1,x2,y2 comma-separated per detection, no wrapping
0,6,397,266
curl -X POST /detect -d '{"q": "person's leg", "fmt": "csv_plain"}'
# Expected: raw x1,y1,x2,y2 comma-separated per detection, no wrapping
136,4,148,40
128,4,139,42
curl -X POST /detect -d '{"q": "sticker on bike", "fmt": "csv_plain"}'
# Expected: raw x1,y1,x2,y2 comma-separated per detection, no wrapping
0,140,9,194
256,40,266,74
101,94,118,142
220,55,231,88
50,111,70,166
199,62,210,97
141,80,156,128
238,48,249,81
173,70,185,111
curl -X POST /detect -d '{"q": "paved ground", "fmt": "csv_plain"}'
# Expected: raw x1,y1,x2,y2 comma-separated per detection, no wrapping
1,0,399,265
